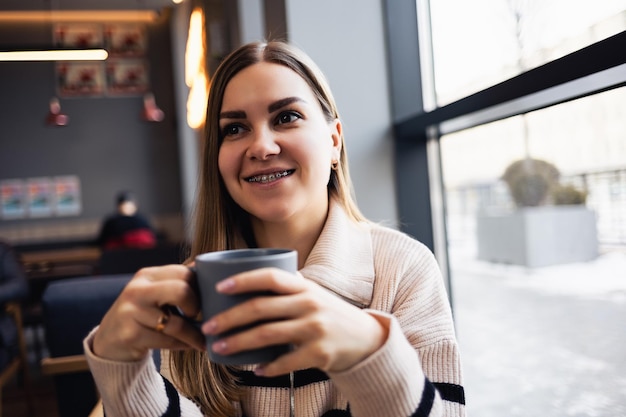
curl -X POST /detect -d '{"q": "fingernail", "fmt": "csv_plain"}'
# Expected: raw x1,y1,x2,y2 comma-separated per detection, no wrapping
216,278,235,292
253,366,265,376
212,340,227,353
202,319,217,334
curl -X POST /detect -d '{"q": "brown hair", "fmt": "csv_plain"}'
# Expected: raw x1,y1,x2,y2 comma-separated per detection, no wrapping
170,40,365,416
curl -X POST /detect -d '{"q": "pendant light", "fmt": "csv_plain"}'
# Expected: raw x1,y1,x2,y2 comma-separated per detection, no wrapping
141,93,164,122
46,97,69,127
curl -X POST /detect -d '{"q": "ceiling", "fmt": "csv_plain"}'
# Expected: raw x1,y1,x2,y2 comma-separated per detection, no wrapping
0,0,176,11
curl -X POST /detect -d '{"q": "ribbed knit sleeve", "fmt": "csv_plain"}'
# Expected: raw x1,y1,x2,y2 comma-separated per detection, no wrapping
301,203,464,417
367,225,465,416
328,311,436,417
83,327,204,417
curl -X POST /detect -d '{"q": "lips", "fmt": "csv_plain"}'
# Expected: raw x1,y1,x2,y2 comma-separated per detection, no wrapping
245,169,295,183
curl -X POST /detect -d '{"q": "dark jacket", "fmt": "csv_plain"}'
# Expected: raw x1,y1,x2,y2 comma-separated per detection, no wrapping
97,213,157,249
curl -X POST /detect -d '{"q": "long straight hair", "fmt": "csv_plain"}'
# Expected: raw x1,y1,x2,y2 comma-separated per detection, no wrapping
170,41,365,416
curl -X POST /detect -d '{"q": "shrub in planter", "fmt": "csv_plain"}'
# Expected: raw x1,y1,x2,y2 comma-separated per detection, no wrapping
501,158,560,207
551,183,588,205
478,157,597,267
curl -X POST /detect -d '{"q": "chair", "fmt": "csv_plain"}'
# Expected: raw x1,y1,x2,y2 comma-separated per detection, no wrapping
98,243,186,275
41,274,132,417
0,302,33,417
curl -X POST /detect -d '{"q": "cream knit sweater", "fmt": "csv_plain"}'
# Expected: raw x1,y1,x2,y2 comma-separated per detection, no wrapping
84,201,465,417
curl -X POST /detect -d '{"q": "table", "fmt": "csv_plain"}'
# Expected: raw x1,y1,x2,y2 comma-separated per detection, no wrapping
20,247,102,280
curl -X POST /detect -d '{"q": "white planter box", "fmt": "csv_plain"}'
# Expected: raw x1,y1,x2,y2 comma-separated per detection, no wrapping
476,205,599,268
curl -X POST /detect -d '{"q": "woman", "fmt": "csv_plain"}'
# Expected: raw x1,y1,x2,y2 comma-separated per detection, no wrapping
85,41,465,417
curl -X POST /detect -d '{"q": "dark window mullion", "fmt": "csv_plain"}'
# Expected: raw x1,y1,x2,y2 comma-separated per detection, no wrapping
395,30,626,138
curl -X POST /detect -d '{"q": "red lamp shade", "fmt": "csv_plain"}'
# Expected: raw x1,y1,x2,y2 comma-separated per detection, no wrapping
46,97,69,126
141,93,164,122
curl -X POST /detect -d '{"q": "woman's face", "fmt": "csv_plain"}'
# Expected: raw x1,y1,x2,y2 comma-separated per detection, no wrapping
218,62,341,227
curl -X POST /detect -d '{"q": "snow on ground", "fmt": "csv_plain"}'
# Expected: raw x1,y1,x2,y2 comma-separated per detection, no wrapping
450,244,626,301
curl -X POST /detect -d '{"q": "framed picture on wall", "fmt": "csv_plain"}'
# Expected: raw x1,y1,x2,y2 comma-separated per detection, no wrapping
26,178,54,218
53,23,104,49
105,59,149,95
57,62,106,97
54,176,82,216
104,24,147,57
0,179,26,220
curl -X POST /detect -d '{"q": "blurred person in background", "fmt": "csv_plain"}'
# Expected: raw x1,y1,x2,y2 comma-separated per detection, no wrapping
97,191,157,250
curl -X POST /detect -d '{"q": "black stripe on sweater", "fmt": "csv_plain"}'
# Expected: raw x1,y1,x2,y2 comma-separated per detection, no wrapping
235,369,464,415
434,382,465,405
410,380,465,416
413,379,436,417
232,368,330,388
161,375,181,417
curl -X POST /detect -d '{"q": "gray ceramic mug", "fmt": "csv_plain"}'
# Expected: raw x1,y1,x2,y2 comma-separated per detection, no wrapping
194,248,297,365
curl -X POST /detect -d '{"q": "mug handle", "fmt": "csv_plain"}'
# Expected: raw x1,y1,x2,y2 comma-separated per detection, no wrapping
162,266,202,329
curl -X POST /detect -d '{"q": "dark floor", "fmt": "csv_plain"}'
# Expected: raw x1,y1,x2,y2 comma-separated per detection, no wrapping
3,325,59,417
3,374,58,417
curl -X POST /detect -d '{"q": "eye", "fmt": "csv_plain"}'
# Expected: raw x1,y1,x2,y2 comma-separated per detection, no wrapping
220,123,247,139
276,111,301,125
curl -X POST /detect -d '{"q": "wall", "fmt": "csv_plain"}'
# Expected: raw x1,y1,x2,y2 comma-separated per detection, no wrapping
284,0,398,226
0,14,184,243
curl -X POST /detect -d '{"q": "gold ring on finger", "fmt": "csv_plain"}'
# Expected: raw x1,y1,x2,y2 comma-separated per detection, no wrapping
155,311,170,333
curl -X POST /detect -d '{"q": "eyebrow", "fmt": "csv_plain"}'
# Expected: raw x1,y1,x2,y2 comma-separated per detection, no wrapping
219,110,245,120
268,96,305,113
219,96,306,120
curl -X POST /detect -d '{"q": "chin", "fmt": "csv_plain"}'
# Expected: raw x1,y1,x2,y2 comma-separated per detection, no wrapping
251,207,294,223
243,198,297,221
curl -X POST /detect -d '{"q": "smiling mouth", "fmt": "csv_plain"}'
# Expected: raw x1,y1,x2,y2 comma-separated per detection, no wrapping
246,169,295,183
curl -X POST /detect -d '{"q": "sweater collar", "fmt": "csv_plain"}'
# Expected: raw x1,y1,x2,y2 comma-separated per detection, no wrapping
299,200,374,308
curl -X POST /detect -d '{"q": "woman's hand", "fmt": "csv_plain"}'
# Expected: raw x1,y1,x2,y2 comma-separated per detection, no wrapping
93,265,206,362
201,268,389,377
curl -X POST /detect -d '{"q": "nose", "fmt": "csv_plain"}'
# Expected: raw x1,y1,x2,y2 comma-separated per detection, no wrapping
245,126,280,160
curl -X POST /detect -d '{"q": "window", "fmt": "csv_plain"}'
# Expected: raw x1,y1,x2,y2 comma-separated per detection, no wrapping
441,90,626,415
385,1,626,415
430,0,626,105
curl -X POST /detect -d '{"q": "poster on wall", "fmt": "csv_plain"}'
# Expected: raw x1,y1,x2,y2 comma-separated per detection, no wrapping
0,179,26,219
57,61,106,97
54,23,104,49
104,24,147,57
54,176,82,216
105,59,149,95
26,178,54,218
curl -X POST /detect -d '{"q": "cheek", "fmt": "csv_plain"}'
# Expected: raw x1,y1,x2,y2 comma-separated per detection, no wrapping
217,145,238,184
308,130,335,172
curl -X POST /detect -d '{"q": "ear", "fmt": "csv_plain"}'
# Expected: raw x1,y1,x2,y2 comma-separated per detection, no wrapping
330,118,342,161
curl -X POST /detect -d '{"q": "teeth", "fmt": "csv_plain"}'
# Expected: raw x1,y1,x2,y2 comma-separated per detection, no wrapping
248,170,291,183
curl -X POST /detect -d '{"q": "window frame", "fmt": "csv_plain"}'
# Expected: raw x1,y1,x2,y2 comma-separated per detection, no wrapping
382,0,626,300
